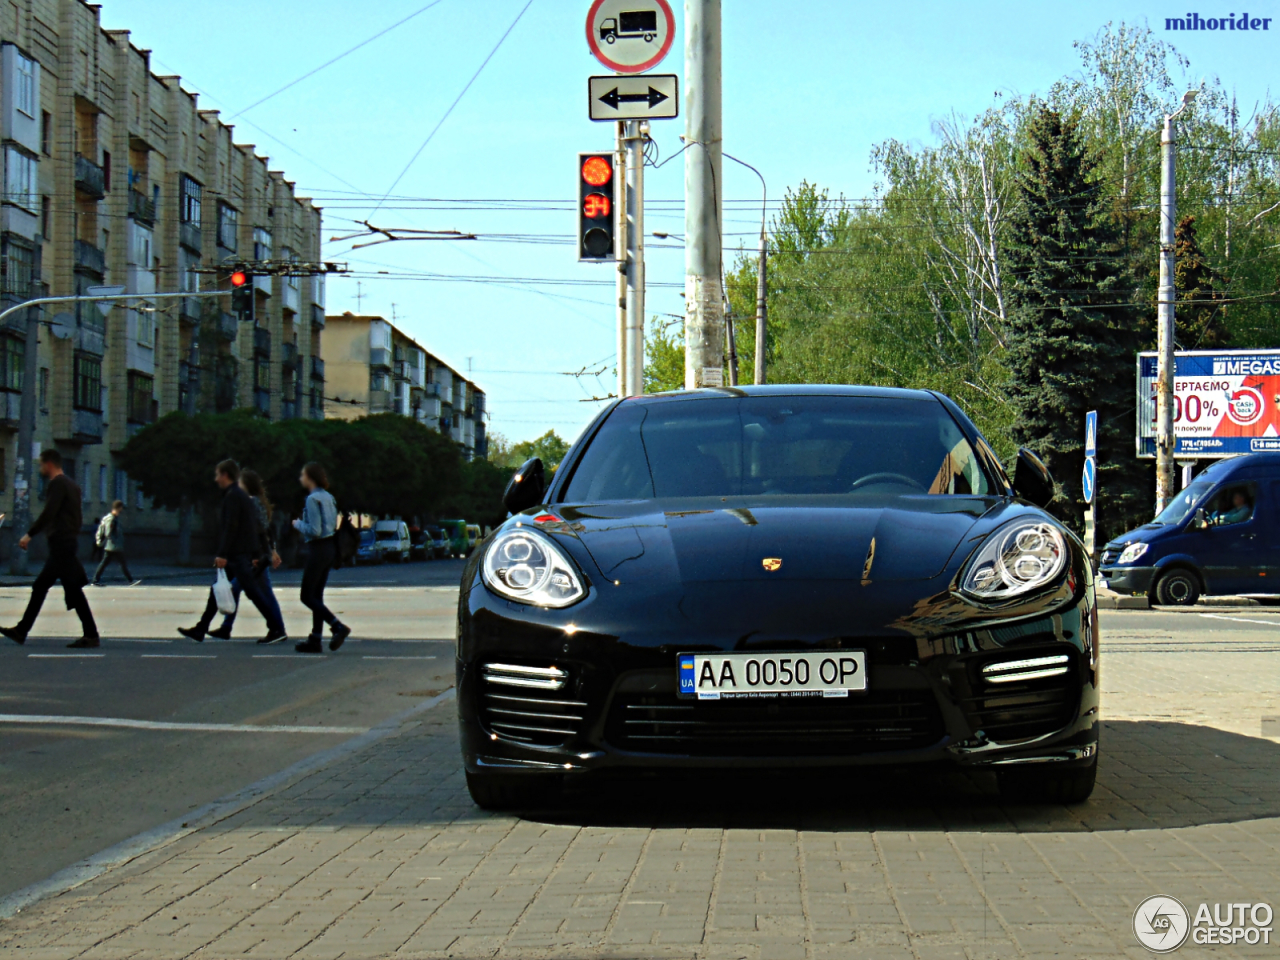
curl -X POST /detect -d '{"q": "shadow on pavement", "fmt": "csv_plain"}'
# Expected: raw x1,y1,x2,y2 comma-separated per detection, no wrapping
507,720,1280,833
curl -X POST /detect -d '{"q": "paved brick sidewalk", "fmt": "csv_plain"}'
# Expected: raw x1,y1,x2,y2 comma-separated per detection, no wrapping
3,632,1280,959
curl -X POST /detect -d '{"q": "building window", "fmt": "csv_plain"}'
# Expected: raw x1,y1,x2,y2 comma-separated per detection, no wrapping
136,310,155,347
254,357,271,390
15,52,36,118
253,226,272,261
101,151,111,192
178,174,201,224
129,222,152,266
217,202,238,252
1,235,34,299
40,195,50,239
371,370,391,393
0,335,23,391
127,372,153,423
40,111,52,156
74,355,102,411
4,146,38,213
98,464,107,502
38,366,49,411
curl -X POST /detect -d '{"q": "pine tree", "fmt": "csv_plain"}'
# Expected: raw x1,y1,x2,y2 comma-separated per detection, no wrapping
1172,215,1230,348
1004,107,1148,539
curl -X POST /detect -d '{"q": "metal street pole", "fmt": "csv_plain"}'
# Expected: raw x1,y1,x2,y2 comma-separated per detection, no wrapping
623,119,646,398
615,121,628,399
1155,90,1197,516
684,0,723,388
1,291,226,574
754,231,767,384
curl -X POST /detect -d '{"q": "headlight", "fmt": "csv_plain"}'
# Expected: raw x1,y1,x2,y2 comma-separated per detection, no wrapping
960,518,1069,603
1116,542,1149,565
482,528,585,608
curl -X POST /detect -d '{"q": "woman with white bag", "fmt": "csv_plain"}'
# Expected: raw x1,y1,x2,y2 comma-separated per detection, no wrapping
178,460,287,644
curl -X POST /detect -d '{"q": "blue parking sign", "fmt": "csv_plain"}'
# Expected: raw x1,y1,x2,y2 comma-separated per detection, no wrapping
1082,456,1096,504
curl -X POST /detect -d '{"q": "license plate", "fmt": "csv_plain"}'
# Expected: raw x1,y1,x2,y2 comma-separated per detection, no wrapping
677,651,867,700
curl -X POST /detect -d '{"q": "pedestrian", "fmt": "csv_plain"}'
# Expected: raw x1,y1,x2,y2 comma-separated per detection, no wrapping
1,450,100,648
293,461,350,653
178,459,287,644
206,469,284,641
91,500,141,586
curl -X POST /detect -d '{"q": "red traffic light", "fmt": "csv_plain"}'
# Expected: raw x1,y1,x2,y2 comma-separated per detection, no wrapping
581,155,612,187
582,193,611,219
230,270,248,287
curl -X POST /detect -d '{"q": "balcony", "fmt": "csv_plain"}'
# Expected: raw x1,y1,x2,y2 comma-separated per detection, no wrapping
393,360,411,382
369,347,391,369
59,408,104,445
282,399,297,420
75,154,105,199
368,389,391,413
281,342,299,369
0,390,20,427
473,394,486,417
179,297,203,326
254,387,270,416
74,239,106,276
311,302,325,329
179,220,202,253
215,376,236,413
310,356,325,381
213,311,237,342
253,326,271,357
128,189,155,225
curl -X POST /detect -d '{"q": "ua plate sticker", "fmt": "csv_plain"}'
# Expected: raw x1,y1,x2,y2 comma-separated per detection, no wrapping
679,655,696,696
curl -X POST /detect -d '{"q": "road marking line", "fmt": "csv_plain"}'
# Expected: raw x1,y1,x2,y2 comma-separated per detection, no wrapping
362,655,437,660
0,714,366,734
140,654,216,659
108,638,173,643
27,653,105,658
1200,613,1280,627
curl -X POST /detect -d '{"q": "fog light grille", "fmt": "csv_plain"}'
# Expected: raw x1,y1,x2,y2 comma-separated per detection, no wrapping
981,654,1070,685
482,662,568,690
480,662,583,746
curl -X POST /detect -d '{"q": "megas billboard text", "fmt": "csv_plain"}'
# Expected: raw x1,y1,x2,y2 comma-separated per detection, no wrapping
1137,350,1280,458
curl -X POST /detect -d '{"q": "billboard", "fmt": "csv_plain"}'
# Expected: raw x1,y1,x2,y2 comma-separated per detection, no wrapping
1136,350,1280,458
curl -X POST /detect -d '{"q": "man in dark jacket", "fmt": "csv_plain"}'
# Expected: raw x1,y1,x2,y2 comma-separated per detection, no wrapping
178,459,286,643
1,450,100,648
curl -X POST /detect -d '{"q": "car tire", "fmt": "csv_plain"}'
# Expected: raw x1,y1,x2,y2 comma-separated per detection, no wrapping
465,771,561,811
997,759,1097,805
1154,569,1201,606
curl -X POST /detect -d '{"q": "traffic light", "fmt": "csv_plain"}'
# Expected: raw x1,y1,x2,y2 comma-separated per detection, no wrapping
578,153,615,262
230,266,252,321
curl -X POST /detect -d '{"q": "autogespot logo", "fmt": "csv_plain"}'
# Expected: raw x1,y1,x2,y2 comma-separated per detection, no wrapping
1134,895,1191,953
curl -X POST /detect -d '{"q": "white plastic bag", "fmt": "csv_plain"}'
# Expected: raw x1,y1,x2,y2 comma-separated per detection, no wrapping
213,568,237,615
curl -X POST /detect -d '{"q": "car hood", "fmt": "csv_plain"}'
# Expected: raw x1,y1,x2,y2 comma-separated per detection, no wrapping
550,496,998,585
1102,522,1172,553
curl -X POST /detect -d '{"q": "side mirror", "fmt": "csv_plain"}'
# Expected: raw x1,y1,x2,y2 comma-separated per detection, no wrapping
1192,507,1208,530
502,458,546,515
1012,447,1055,508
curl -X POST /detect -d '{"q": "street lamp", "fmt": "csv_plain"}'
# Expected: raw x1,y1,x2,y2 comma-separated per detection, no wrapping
1154,88,1199,515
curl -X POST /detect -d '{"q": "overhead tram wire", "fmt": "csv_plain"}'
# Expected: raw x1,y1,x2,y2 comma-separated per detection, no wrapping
228,0,448,120
367,0,534,220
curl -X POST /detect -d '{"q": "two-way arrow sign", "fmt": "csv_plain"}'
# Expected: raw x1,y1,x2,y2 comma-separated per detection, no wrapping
589,74,679,121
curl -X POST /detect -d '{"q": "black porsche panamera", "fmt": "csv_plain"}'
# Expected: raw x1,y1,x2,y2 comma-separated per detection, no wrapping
457,386,1099,809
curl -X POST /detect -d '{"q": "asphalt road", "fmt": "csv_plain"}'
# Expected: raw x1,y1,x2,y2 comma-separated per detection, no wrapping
0,566,463,901
1,589,1276,908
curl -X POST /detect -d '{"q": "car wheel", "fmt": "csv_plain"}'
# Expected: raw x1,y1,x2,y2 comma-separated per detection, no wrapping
465,771,561,811
1154,569,1201,606
997,759,1097,804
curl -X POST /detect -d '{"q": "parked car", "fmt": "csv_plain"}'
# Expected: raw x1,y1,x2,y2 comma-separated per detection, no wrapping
465,524,483,555
440,519,470,558
355,529,381,565
374,520,411,563
425,525,448,559
458,386,1098,810
1100,452,1280,605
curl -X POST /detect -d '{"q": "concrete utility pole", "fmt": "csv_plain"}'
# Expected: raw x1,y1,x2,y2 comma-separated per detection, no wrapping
684,0,723,388
615,121,628,399
623,119,647,398
1155,90,1198,515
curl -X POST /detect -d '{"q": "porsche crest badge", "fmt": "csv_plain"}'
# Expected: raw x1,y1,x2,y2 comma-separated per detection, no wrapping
762,557,782,572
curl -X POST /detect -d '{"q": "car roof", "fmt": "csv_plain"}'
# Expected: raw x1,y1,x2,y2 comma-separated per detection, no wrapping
621,384,941,404
1202,452,1280,478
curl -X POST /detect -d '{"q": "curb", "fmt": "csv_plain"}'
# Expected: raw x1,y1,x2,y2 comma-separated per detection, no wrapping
0,687,456,922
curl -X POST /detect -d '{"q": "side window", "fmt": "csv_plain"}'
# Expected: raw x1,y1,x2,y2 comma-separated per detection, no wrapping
1207,483,1256,527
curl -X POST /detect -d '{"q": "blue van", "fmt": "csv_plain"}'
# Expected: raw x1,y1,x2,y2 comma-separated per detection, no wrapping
1100,452,1280,605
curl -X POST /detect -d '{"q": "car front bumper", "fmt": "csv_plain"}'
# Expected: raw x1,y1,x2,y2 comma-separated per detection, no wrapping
1099,565,1155,595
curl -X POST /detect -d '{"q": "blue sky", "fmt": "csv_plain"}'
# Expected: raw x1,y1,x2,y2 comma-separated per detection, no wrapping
101,0,1280,445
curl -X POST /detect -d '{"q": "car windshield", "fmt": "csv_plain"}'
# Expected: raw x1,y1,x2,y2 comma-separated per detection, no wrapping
375,530,398,540
563,395,992,501
1152,480,1214,525
360,531,375,545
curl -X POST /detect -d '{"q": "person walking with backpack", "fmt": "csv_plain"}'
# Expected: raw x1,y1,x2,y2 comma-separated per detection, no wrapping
178,459,287,644
206,469,285,641
92,500,141,586
1,450,100,648
293,462,350,653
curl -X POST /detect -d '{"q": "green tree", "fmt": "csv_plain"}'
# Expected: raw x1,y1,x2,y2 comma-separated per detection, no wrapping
1172,215,1229,348
493,430,570,471
1003,106,1147,539
644,318,686,392
440,456,515,529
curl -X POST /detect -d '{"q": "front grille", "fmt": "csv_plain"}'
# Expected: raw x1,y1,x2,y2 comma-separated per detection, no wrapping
480,663,586,746
1099,548,1119,566
606,690,945,756
961,650,1078,743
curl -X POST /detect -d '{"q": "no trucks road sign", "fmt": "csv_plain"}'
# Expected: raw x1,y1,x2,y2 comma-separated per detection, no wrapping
586,0,676,74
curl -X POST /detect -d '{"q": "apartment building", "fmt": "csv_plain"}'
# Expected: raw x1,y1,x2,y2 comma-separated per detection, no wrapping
0,0,325,542
322,313,487,460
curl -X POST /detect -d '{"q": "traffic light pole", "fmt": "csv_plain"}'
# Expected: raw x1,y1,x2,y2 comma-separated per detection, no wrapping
1155,113,1179,516
0,290,226,574
623,119,646,398
615,122,628,400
